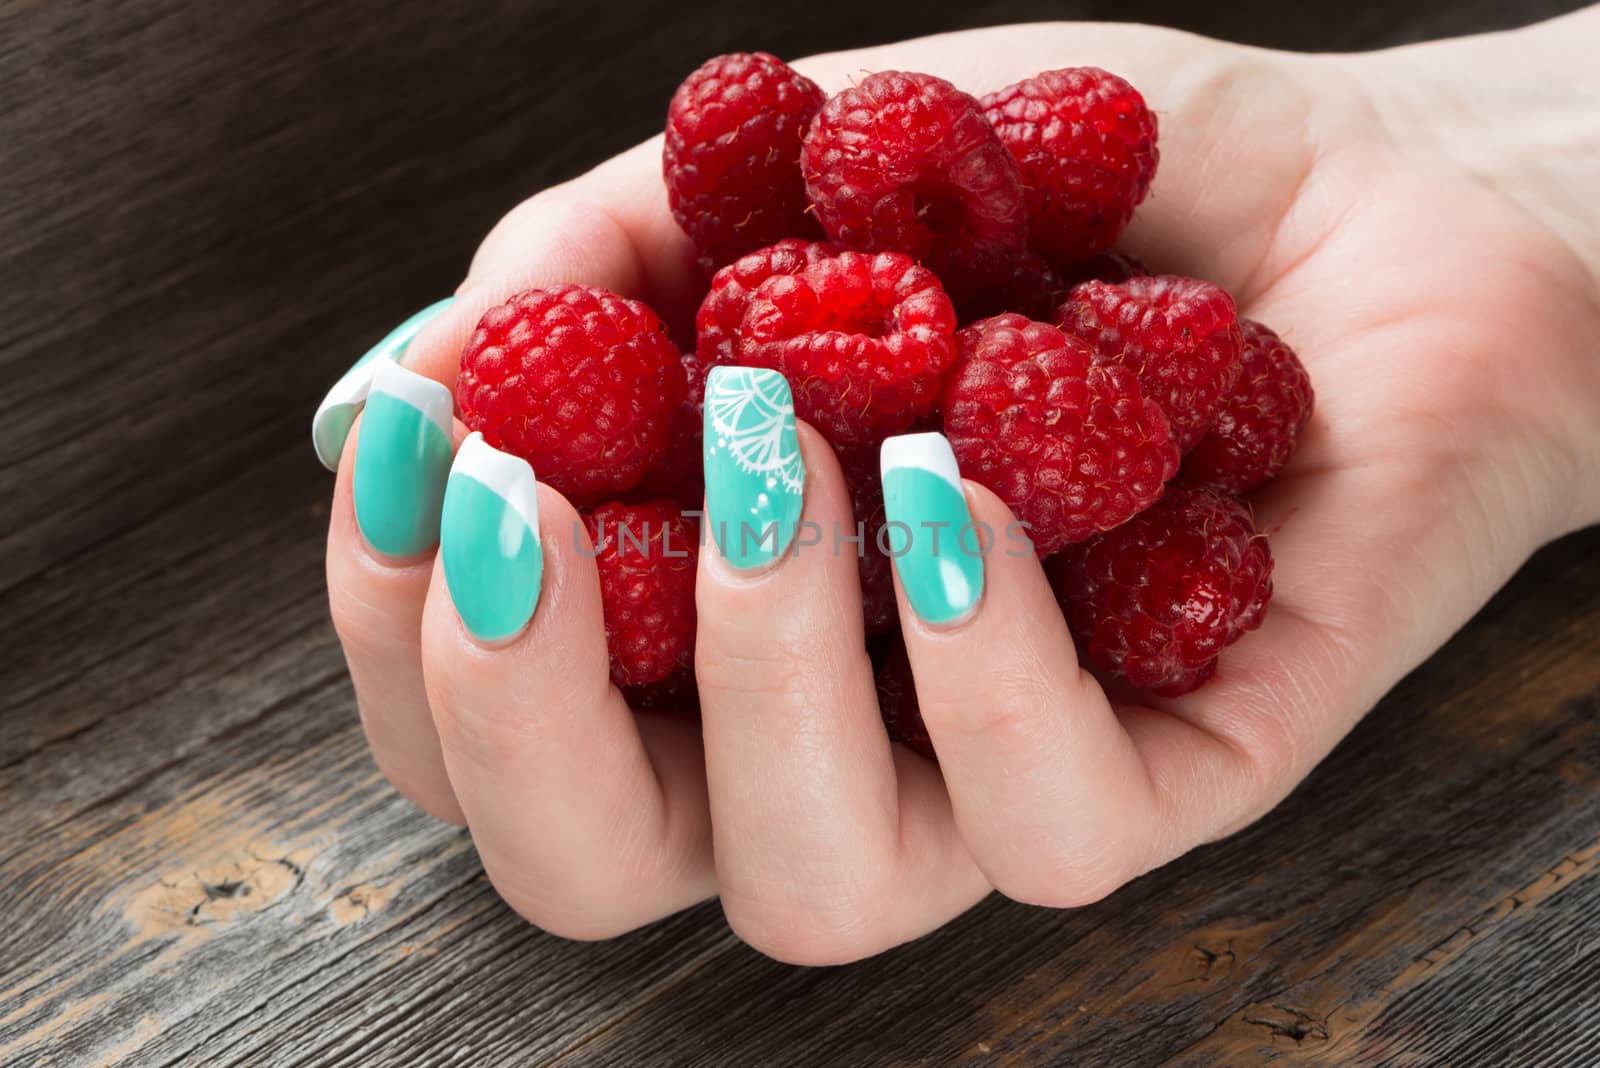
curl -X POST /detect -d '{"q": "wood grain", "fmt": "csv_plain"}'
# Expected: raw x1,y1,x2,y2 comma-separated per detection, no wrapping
1,0,1595,1064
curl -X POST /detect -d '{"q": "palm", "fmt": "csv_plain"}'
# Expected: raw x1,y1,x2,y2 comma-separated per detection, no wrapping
1137,48,1596,840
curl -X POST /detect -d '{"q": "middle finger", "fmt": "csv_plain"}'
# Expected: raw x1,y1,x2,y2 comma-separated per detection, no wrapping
694,367,986,963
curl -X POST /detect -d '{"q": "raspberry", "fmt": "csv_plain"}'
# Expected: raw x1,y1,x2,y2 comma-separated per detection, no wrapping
801,71,1027,298
1182,319,1314,494
458,284,687,503
874,637,933,759
982,67,1159,260
1049,484,1273,697
1056,275,1243,452
583,500,700,689
737,249,957,446
942,314,1179,556
837,444,899,634
664,53,826,273
696,239,839,371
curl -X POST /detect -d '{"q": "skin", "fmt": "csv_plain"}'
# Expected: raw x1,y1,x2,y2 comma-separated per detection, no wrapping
325,10,1600,963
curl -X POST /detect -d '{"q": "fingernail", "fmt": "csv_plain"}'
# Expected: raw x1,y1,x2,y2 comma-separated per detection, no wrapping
312,297,454,470
880,432,985,625
352,360,454,559
440,433,544,643
703,365,806,571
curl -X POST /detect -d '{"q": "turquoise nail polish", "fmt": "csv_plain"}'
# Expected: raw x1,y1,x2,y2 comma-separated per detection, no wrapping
313,297,455,470
703,365,806,570
880,432,985,625
352,361,454,558
440,433,544,642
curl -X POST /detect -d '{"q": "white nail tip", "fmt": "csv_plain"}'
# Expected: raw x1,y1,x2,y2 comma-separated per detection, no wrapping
880,431,962,490
451,433,541,535
311,361,380,471
369,360,454,438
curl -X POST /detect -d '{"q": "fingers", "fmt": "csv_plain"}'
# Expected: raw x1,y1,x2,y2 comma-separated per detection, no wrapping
882,432,1169,906
317,138,695,834
694,372,986,962
325,362,464,823
420,435,714,939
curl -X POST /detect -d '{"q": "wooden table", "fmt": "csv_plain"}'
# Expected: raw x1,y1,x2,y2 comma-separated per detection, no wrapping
3,0,1596,1063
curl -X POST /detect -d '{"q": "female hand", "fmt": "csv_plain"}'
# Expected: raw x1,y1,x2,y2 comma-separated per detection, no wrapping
319,11,1600,961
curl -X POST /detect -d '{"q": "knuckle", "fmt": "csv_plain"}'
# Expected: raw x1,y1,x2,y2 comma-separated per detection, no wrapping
916,673,1051,743
721,891,885,967
327,577,410,661
693,641,813,703
489,868,648,943
717,863,896,966
420,658,535,758
987,846,1131,910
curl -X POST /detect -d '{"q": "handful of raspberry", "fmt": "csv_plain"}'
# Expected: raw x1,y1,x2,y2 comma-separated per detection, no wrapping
454,53,1314,726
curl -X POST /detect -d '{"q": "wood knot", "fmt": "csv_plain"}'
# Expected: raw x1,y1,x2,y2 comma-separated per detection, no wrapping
127,848,308,937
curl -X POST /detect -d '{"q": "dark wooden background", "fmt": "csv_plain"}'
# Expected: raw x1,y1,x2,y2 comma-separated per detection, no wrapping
3,0,1597,1064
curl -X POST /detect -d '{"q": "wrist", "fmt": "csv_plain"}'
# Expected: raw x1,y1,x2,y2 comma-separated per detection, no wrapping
1358,11,1600,534
1362,10,1600,285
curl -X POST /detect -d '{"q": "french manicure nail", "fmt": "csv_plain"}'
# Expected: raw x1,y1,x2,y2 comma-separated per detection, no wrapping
312,297,454,470
440,433,544,643
880,432,985,625
703,365,806,571
352,360,454,559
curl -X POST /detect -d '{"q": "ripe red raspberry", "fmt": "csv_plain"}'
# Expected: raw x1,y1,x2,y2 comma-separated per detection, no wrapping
664,52,826,273
457,285,687,503
583,500,700,689
982,67,1159,260
942,314,1179,556
1049,484,1273,697
695,239,839,371
837,444,899,634
738,249,957,446
801,71,1027,298
1056,275,1243,452
874,637,933,759
1183,319,1315,494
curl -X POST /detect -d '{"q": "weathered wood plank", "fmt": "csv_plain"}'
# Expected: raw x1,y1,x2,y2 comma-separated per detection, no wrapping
0,527,1593,1066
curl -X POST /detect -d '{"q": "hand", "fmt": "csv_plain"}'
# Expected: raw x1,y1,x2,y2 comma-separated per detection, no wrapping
320,12,1600,961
